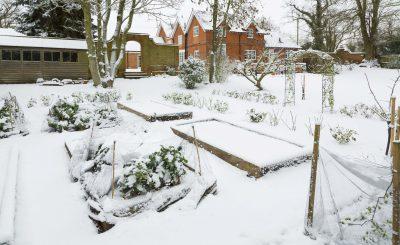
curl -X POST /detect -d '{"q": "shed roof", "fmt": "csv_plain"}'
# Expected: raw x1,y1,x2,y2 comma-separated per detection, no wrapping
0,28,25,37
0,35,87,50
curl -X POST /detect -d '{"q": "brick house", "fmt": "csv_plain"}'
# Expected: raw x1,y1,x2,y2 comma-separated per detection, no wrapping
160,10,267,64
264,32,301,59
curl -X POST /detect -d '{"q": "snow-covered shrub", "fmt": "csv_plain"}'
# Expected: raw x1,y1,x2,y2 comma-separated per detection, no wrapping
212,89,278,105
211,100,229,113
163,92,229,113
0,94,26,138
126,92,133,101
330,126,357,144
214,57,235,83
178,57,206,89
40,95,52,106
247,108,267,123
162,93,194,105
27,98,37,108
36,78,44,84
47,96,120,132
61,79,73,84
268,110,281,126
339,103,384,120
86,90,121,103
119,146,187,198
359,59,380,68
166,66,177,76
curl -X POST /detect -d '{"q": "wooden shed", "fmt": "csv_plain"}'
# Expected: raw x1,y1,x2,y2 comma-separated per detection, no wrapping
0,34,90,84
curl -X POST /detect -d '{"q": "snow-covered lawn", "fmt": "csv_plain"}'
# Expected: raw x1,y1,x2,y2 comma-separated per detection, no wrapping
0,67,398,244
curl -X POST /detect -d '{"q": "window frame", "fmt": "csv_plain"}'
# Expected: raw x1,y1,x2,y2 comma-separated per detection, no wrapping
193,26,199,37
247,28,254,39
221,43,227,56
245,50,256,60
1,49,21,61
23,50,41,62
62,51,78,63
194,50,200,59
179,50,185,64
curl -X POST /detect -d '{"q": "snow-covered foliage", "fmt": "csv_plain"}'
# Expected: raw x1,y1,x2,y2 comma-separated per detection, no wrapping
27,98,37,108
178,57,206,89
166,66,177,76
330,126,358,144
40,95,52,106
359,59,380,68
119,146,187,198
247,108,267,123
212,89,278,104
340,103,385,120
47,91,121,132
163,92,229,113
214,57,235,83
126,92,133,101
0,94,26,138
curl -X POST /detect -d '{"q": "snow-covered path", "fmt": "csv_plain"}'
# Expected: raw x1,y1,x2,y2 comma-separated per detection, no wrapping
4,133,96,245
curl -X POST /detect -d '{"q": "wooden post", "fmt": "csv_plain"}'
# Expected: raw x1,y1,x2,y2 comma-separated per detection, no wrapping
393,141,400,245
305,124,321,236
391,97,396,156
111,140,116,199
396,106,400,141
192,126,202,176
302,74,306,100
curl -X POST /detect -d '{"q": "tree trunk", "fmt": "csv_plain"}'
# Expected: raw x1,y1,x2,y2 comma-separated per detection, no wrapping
209,0,219,83
81,0,101,86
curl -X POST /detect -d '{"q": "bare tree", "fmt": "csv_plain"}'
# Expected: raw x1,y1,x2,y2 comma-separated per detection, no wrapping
194,0,259,83
236,49,284,90
0,0,19,28
352,0,399,59
78,0,179,87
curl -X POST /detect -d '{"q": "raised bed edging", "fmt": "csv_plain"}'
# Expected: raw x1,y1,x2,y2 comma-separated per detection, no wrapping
117,102,193,122
171,118,312,178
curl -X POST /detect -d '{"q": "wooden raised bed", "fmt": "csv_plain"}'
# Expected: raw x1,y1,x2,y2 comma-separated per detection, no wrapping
171,118,311,178
117,101,192,122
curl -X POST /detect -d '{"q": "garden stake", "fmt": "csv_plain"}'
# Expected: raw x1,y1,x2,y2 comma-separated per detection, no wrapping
112,140,116,199
391,97,396,156
393,141,400,245
192,126,202,176
305,124,321,238
302,74,306,100
397,107,400,141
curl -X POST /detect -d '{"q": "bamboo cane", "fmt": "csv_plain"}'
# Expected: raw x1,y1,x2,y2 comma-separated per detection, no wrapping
111,140,116,199
391,97,396,156
305,124,321,237
192,126,202,176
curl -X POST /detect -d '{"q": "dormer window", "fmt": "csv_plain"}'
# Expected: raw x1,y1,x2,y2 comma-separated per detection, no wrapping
193,26,199,37
247,28,254,39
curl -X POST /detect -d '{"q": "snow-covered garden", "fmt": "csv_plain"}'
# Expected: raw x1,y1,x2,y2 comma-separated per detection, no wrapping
0,66,399,244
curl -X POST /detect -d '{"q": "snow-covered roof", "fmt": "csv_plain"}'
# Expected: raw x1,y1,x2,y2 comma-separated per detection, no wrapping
0,35,87,50
170,16,186,37
0,28,25,37
265,32,300,49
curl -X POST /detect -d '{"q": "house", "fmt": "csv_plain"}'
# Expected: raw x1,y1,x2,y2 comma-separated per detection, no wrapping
159,10,267,64
264,32,301,59
0,30,90,83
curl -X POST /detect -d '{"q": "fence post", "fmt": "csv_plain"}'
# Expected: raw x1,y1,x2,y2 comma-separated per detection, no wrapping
393,141,400,245
305,124,321,236
396,107,400,141
302,74,306,100
192,126,202,176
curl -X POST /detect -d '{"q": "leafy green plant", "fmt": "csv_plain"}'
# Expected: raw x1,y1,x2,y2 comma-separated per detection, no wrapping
330,126,358,144
247,108,267,123
119,146,187,198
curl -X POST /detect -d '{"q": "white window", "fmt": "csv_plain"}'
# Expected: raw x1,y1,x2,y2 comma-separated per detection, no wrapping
221,44,226,56
193,26,199,37
179,50,185,64
194,50,200,58
218,27,226,37
247,28,254,39
245,50,256,60
178,35,183,45
268,48,277,59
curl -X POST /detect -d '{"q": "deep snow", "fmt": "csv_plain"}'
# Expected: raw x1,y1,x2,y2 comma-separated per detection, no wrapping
0,67,398,245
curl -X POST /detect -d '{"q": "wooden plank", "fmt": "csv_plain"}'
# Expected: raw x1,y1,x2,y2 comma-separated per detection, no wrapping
171,127,264,178
171,119,311,178
117,102,192,122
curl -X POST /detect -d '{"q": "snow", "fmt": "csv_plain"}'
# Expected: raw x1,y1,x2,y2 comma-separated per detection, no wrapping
174,119,310,167
0,67,399,244
119,100,192,117
0,145,19,244
0,35,87,50
0,28,26,37
265,31,301,49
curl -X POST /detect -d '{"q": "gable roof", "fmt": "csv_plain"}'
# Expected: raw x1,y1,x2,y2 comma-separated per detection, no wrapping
170,16,186,37
265,32,300,49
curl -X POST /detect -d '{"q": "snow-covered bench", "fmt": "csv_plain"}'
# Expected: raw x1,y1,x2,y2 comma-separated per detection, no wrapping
0,146,19,245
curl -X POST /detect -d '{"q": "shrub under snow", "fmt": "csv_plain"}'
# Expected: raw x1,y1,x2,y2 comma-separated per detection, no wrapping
0,94,26,138
47,91,121,132
247,108,267,123
330,126,358,144
119,146,187,199
178,57,206,89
